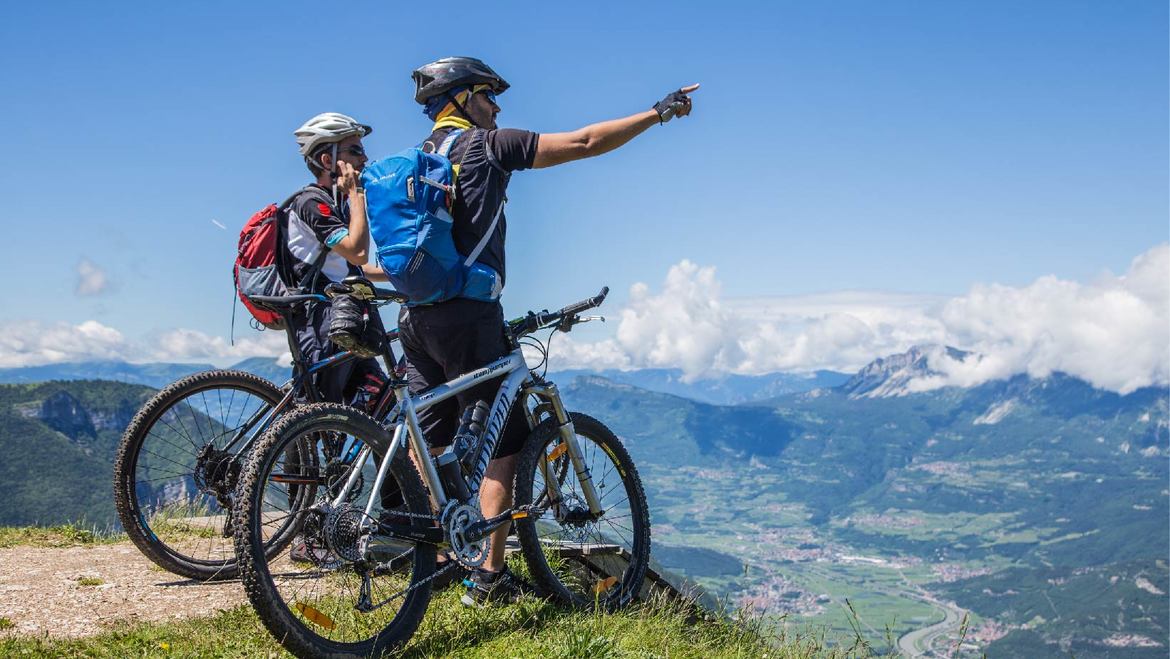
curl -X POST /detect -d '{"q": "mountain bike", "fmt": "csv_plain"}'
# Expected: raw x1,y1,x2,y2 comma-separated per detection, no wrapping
113,288,399,580
232,286,650,658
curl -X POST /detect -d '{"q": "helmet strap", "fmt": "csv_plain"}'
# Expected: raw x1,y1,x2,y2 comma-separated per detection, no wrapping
446,91,482,129
329,143,340,206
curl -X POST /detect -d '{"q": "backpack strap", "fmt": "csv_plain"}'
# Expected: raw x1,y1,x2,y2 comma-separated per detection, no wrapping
417,129,466,197
463,197,505,267
461,129,508,267
283,185,334,293
437,128,463,158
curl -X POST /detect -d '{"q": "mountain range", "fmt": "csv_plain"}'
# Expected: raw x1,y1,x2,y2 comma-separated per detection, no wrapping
0,359,848,406
0,357,293,389
1,348,1166,656
557,362,1167,657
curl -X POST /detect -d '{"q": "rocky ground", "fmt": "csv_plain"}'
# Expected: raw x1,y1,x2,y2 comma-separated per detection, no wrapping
0,542,246,637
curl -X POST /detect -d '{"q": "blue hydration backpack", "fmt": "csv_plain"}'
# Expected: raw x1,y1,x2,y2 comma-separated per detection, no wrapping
362,129,502,306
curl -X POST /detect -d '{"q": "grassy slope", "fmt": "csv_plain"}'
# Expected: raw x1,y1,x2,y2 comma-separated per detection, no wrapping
0,525,861,658
0,582,845,659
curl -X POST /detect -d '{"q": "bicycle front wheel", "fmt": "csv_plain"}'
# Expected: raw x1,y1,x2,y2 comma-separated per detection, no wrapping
113,369,285,580
513,412,651,609
234,403,435,658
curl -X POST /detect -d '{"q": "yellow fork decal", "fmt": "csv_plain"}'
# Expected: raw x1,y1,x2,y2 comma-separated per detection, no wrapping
547,442,569,461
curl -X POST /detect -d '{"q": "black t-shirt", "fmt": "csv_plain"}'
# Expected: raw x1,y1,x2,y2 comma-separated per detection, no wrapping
283,185,362,290
422,127,539,287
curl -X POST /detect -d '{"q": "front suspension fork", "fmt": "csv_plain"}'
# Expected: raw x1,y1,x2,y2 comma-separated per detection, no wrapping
523,382,604,517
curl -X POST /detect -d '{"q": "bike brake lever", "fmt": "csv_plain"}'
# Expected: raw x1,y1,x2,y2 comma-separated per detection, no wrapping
556,314,576,333
577,315,605,324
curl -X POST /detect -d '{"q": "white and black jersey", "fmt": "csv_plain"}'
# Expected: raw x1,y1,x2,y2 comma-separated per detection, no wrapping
282,185,362,290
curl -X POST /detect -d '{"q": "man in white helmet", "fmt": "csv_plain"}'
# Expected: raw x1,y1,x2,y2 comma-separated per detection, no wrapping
402,57,698,606
284,112,385,409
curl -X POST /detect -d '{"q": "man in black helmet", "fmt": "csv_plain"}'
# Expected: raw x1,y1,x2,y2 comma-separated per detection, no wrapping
401,56,698,606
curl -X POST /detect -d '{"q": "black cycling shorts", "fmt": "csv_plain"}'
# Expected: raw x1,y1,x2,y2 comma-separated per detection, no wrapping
292,300,386,404
397,299,529,458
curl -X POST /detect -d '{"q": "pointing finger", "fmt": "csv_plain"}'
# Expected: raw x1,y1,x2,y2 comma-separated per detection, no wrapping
680,83,700,94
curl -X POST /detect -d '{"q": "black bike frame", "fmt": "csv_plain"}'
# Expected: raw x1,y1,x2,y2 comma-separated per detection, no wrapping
218,298,395,458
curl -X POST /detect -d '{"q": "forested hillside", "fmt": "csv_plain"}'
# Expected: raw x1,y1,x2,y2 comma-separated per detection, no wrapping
0,381,155,527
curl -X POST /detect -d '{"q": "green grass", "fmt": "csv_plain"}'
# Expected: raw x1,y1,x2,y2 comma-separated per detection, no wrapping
0,524,125,548
0,618,13,631
0,585,871,658
76,577,104,587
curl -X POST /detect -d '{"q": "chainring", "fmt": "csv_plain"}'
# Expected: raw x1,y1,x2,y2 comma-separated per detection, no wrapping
443,503,489,568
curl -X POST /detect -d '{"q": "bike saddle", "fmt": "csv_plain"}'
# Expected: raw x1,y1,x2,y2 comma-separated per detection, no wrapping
342,275,376,299
325,276,377,300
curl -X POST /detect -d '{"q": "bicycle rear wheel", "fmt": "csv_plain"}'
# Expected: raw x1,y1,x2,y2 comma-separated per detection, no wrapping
234,403,435,658
513,412,651,609
113,369,285,580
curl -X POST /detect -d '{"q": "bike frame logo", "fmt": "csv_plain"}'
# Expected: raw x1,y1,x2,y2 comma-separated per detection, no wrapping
469,379,518,489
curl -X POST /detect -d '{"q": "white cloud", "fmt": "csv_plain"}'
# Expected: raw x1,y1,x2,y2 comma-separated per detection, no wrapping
0,321,289,368
0,320,128,367
546,245,1170,393
144,328,291,365
546,260,947,380
75,259,109,296
928,244,1169,394
4,245,1167,395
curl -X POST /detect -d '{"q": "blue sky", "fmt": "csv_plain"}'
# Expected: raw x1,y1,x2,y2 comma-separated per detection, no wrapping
0,1,1166,387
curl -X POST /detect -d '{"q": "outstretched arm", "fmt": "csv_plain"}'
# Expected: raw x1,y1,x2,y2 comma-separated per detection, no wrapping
532,84,699,169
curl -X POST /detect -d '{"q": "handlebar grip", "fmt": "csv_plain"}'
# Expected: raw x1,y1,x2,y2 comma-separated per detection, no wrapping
559,286,610,317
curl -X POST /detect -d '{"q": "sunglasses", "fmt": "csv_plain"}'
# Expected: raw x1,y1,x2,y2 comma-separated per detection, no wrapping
339,144,366,157
470,86,497,105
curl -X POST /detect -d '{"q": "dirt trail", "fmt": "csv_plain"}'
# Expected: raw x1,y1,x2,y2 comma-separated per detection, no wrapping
0,542,247,638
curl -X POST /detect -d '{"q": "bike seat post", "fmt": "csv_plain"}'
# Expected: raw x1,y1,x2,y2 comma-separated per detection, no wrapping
378,338,400,382
280,306,313,396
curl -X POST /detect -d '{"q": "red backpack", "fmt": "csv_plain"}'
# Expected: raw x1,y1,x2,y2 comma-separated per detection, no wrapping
233,188,328,329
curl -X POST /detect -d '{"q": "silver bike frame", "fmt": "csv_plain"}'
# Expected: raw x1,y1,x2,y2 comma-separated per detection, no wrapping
327,348,604,521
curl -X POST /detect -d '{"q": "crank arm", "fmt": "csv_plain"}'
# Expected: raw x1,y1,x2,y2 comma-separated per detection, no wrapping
464,507,538,542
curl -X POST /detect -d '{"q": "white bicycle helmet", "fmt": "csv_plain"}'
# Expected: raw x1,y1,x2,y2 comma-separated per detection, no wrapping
294,112,373,157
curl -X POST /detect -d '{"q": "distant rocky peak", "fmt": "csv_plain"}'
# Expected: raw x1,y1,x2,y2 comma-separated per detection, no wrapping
841,345,971,399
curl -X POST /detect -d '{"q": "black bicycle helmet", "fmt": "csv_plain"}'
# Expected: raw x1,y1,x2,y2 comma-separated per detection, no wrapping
412,56,510,104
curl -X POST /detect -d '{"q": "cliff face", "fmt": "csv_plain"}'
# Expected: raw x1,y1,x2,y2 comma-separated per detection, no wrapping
14,390,138,442
88,400,137,433
39,391,97,440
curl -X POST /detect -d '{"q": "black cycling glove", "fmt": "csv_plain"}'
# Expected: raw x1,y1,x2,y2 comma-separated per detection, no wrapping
653,89,692,124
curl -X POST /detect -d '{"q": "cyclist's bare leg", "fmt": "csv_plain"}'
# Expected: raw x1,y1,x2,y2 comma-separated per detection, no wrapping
480,453,518,571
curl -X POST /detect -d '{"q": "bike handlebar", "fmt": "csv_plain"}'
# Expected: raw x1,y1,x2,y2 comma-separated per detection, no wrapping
510,286,609,336
560,286,609,318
